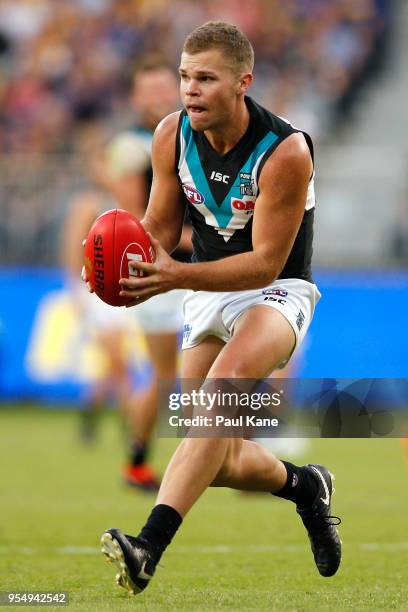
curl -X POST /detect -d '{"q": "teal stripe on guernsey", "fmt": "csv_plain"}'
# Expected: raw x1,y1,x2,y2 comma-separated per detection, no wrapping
181,115,278,228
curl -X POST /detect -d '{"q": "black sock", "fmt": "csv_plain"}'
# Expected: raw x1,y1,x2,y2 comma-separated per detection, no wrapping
129,441,148,466
273,461,318,507
138,504,182,564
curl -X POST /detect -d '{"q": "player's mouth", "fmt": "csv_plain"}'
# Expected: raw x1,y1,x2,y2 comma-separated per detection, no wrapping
187,105,206,114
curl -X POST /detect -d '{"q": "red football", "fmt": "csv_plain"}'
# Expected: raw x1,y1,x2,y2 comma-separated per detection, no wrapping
84,208,153,306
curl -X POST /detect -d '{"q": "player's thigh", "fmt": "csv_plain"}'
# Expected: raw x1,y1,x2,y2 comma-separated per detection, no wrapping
208,305,295,379
97,329,127,370
144,332,179,378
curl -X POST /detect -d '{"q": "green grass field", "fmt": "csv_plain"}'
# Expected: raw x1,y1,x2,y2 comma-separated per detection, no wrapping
1,405,407,610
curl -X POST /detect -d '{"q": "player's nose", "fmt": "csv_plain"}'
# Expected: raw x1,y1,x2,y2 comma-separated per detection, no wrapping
185,79,200,96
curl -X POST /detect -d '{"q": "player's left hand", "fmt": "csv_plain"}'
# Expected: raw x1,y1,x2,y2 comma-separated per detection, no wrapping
119,233,184,307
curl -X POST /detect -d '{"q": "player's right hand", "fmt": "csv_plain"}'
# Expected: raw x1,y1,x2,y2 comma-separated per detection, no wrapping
81,239,94,293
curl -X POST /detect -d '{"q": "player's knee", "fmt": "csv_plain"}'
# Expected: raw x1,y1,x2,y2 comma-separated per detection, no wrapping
211,456,236,486
211,354,262,379
211,462,232,486
211,440,242,487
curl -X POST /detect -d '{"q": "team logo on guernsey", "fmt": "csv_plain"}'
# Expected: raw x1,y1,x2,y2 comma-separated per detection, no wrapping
182,184,204,205
239,172,255,196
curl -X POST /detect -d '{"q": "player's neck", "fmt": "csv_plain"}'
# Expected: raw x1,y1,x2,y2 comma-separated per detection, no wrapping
204,101,250,156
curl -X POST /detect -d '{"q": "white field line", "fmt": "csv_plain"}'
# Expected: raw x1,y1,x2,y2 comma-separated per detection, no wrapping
1,542,408,555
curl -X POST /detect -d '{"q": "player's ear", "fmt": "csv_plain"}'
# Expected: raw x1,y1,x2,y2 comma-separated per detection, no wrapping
237,72,253,95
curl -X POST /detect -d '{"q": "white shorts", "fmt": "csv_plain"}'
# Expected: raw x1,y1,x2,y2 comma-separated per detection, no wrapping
75,282,131,332
134,290,185,334
74,282,184,335
182,278,321,366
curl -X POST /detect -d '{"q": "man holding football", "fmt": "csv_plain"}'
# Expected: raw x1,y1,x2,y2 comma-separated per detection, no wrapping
94,22,342,593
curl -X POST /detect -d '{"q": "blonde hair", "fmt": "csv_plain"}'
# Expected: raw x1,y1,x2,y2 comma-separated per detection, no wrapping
183,21,254,76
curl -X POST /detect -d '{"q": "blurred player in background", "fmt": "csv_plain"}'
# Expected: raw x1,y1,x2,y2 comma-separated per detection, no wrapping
99,22,341,594
63,188,132,441
98,57,192,490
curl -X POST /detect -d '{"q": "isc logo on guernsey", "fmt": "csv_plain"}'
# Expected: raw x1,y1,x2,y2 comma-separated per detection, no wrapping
183,184,205,205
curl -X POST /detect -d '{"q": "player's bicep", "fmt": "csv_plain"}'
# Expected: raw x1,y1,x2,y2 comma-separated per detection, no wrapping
146,170,185,228
252,133,312,275
142,113,185,249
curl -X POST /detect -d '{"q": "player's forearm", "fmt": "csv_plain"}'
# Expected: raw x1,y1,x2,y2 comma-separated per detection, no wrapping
178,250,279,292
141,214,181,255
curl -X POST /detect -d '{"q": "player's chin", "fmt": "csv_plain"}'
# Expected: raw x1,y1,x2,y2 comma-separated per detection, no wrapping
187,110,210,131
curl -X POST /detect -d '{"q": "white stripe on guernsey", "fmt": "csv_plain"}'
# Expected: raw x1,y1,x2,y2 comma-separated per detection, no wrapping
254,146,315,213
306,172,316,212
274,115,316,213
251,148,269,193
178,120,187,171
278,114,303,132
178,123,314,246
223,197,254,239
247,145,315,213
178,139,261,243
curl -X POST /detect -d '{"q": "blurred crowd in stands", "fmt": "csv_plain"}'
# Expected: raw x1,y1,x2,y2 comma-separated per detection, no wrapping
0,0,398,265
0,0,392,153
